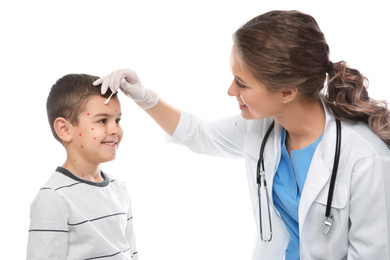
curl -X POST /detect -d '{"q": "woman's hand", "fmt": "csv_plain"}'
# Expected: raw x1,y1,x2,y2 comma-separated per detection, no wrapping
93,68,159,110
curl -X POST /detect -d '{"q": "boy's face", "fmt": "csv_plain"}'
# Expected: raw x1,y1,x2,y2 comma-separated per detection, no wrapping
67,95,123,165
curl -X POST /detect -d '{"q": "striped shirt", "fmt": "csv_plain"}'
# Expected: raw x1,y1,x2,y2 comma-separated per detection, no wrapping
27,167,138,260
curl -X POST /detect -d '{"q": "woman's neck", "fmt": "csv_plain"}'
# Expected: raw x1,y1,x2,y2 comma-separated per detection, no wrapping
275,97,326,152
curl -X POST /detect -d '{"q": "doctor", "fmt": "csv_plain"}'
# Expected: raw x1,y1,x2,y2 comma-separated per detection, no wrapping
95,10,390,259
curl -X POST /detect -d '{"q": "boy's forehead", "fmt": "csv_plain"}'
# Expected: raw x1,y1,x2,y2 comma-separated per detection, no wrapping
82,95,121,114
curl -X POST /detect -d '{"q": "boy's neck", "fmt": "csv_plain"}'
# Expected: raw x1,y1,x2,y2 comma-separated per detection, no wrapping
62,159,104,183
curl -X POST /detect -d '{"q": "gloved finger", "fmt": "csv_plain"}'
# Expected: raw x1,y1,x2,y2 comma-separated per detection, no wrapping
93,76,109,95
100,76,110,95
93,77,104,86
114,69,127,90
122,68,139,84
107,71,120,94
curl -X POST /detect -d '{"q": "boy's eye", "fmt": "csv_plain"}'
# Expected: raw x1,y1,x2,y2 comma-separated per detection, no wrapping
116,118,121,124
98,119,107,124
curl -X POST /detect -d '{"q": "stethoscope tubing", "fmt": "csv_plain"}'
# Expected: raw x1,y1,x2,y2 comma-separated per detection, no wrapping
325,119,341,218
258,118,341,240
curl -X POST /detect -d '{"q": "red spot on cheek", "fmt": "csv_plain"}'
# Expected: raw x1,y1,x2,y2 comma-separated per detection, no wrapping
113,153,115,155
95,153,98,156
81,145,84,149
73,159,76,162
79,133,82,136
87,113,90,116
91,128,94,130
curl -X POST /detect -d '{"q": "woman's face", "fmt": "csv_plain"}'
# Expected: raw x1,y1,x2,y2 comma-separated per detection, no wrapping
228,46,283,120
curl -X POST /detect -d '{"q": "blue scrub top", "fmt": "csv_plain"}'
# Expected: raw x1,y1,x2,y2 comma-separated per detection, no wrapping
272,129,323,260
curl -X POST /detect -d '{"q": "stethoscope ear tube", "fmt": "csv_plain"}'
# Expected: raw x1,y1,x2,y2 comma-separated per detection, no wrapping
323,119,342,235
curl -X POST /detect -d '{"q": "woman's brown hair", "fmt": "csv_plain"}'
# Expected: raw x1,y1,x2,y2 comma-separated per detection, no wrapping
233,10,390,147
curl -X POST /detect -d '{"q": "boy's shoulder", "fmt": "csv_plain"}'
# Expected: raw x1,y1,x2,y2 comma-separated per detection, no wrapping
42,168,78,191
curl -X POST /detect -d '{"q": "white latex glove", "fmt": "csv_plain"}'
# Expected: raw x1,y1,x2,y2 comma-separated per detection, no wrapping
93,68,159,110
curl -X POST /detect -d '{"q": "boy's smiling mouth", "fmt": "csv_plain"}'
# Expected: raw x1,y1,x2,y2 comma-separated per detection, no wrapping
101,140,118,146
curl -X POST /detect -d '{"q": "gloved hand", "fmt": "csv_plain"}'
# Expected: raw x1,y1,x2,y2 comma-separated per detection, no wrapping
93,68,159,110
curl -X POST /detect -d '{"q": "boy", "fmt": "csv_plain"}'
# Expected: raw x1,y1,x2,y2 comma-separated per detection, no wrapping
27,74,138,259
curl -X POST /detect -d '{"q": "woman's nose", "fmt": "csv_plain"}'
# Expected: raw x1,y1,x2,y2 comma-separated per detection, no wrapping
227,80,238,97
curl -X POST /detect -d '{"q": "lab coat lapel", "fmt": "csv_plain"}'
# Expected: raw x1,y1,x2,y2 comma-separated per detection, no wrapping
299,100,335,234
298,150,330,234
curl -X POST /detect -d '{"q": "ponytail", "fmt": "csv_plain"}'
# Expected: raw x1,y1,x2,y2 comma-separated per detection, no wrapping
323,61,390,148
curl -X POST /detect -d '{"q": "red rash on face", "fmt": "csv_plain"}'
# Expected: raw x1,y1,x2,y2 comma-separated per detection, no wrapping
81,145,84,149
79,133,82,136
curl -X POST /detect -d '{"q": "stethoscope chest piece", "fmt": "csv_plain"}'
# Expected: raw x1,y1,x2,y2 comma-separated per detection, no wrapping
322,214,333,235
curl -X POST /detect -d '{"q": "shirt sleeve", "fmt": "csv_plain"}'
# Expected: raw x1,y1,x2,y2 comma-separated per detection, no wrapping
166,111,248,158
27,188,69,260
347,155,390,259
123,186,138,260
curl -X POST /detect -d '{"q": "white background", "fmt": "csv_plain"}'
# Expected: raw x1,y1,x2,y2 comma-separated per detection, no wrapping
1,0,389,259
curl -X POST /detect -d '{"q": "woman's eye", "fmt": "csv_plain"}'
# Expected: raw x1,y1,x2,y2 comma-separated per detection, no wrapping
235,79,246,88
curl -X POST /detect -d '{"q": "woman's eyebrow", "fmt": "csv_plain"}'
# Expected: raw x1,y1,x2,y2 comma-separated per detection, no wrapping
233,74,246,84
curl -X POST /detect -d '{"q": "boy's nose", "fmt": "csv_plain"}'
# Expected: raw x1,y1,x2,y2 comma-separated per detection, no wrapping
108,124,122,136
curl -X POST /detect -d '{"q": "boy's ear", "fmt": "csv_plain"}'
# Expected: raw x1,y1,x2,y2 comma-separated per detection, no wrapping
54,117,72,143
281,88,298,104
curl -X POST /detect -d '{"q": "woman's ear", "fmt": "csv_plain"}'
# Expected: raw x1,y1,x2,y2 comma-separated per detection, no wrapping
54,117,72,143
281,88,298,104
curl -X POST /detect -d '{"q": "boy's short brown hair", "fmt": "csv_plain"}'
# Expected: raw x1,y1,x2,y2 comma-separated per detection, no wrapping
46,73,115,143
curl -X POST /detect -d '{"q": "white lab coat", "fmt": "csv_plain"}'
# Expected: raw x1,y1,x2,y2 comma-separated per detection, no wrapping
168,105,390,259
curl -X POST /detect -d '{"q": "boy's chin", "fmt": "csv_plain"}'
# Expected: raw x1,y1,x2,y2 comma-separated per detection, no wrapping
95,154,117,164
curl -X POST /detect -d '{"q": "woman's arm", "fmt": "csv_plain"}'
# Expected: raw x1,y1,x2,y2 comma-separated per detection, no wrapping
94,68,247,157
348,155,390,259
144,98,181,136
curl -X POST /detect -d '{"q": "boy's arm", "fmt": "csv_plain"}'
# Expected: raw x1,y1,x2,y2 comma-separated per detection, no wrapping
27,189,69,260
123,186,139,260
125,211,138,259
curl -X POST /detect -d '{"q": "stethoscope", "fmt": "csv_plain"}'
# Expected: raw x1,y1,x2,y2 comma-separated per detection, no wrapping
257,119,341,242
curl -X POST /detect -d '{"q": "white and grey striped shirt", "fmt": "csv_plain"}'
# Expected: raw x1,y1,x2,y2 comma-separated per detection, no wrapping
27,167,138,260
